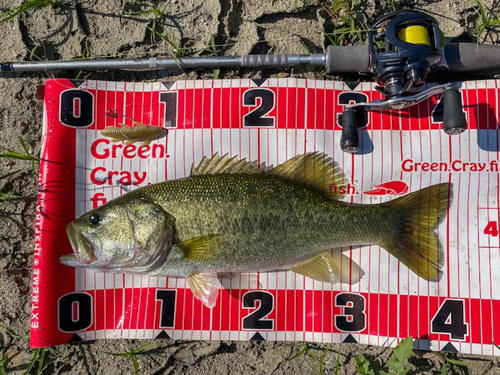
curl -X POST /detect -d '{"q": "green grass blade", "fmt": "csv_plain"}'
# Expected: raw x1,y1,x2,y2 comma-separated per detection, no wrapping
0,354,8,375
0,323,29,339
331,1,347,14
0,152,38,161
132,354,139,374
0,137,39,162
442,361,448,375
334,347,340,375
0,4,33,25
477,0,487,24
0,0,60,25
0,191,25,200
490,339,500,350
304,346,320,364
280,344,307,363
446,358,469,366
18,136,31,156
131,342,163,354
36,348,45,375
24,348,40,375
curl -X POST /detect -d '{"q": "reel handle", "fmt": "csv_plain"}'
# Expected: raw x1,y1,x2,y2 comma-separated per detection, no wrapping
442,86,467,135
340,108,360,154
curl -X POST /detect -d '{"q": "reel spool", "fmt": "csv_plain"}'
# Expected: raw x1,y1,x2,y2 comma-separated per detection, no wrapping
340,10,466,153
370,10,444,98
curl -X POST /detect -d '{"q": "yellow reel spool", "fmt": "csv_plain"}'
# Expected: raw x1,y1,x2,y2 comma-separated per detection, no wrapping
398,25,431,45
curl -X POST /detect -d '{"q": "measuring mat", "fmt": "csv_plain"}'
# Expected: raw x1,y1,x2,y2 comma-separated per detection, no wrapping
31,78,500,354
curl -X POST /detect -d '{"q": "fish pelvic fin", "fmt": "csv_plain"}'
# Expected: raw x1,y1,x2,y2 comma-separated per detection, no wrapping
380,183,453,281
287,251,341,284
187,273,221,308
270,152,348,200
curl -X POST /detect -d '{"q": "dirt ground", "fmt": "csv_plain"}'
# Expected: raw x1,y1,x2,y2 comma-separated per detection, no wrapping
1,0,500,373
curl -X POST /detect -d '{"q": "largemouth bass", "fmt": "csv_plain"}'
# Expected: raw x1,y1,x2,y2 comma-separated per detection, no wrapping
61,153,452,308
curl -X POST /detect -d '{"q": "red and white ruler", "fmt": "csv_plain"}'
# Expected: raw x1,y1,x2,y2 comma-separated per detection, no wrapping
31,78,500,354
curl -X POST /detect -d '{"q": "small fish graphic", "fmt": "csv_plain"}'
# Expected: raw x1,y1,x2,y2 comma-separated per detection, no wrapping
102,109,165,147
61,153,453,308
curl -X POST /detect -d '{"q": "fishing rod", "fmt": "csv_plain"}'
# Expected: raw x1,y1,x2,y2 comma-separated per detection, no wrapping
3,10,499,153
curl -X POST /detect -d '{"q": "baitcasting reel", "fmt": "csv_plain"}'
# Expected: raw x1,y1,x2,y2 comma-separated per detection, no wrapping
340,10,467,153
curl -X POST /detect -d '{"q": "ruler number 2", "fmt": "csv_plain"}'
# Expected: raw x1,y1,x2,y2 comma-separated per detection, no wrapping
243,89,275,127
242,291,274,330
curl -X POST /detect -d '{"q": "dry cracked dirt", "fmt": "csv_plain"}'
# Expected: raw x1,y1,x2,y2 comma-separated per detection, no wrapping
1,0,500,374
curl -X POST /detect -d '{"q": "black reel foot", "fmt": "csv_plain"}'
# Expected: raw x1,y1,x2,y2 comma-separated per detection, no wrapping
340,108,360,154
443,86,467,135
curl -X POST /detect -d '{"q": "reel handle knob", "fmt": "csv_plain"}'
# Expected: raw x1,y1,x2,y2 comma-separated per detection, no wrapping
442,86,467,135
340,108,360,154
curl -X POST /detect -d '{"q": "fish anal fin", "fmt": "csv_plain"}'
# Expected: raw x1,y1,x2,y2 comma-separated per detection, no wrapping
270,152,348,200
118,122,132,127
191,152,264,176
288,251,341,284
187,273,221,308
140,140,152,147
180,234,223,263
330,251,364,284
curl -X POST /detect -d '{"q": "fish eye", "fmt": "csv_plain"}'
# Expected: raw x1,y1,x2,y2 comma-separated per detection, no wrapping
88,213,101,226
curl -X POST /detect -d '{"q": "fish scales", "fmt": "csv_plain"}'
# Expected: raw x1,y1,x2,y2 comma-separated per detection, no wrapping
135,173,401,273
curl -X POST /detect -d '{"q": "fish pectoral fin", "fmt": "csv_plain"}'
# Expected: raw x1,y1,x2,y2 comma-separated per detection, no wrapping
119,122,132,127
124,140,136,145
187,273,221,308
140,140,152,147
180,234,224,262
287,251,341,284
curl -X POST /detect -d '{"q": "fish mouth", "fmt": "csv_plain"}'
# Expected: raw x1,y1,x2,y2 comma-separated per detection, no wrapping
62,222,98,266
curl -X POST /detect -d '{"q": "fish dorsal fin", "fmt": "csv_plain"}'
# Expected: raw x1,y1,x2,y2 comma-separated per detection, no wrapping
270,152,348,200
191,153,264,176
287,251,341,284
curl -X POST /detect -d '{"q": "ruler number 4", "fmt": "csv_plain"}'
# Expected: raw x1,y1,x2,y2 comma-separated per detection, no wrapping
431,299,468,340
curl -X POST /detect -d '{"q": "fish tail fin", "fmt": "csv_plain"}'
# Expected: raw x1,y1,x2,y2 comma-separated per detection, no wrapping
380,183,453,281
